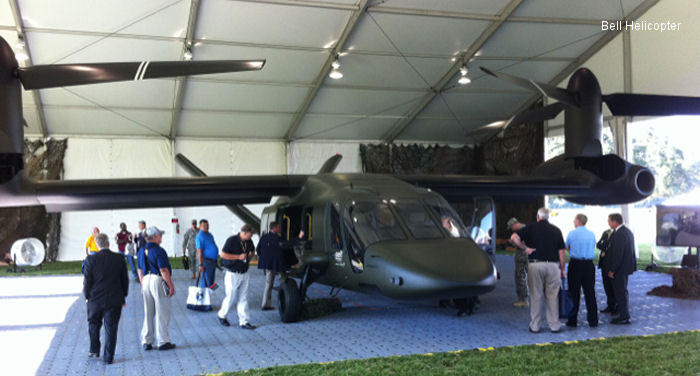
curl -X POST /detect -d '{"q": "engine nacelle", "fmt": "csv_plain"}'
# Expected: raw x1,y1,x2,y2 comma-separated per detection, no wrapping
534,154,655,205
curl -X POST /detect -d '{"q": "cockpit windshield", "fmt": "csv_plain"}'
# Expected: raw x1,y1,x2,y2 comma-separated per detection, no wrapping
392,199,443,239
424,196,470,239
344,200,406,249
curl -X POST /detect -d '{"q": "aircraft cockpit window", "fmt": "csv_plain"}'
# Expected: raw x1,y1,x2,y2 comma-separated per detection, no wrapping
424,197,469,238
344,201,407,249
392,200,443,239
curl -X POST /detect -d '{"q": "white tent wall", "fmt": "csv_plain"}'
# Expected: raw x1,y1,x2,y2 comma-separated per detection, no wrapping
631,0,700,96
287,141,362,174
172,140,286,254
57,138,286,261
59,138,174,261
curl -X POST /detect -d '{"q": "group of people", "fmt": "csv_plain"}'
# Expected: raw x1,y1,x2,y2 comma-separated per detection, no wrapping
82,222,173,364
82,218,299,364
508,208,637,333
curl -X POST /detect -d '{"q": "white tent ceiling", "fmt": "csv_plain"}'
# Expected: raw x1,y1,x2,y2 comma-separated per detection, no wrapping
1,0,666,143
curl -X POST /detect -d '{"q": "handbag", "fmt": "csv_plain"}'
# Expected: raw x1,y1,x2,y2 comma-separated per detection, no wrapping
559,277,575,319
182,255,190,270
186,275,212,311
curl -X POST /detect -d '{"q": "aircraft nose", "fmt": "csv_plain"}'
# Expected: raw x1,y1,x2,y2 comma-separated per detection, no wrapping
364,239,497,300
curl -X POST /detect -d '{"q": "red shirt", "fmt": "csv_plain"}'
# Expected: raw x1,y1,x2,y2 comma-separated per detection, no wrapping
115,230,132,253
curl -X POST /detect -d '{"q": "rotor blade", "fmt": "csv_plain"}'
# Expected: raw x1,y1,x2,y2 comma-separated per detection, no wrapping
602,93,700,116
508,102,567,127
16,60,265,90
467,102,566,144
480,67,578,107
175,153,261,231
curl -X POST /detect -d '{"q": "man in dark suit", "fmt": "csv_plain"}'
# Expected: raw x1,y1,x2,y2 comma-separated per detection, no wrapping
603,213,637,325
597,228,615,314
83,233,129,364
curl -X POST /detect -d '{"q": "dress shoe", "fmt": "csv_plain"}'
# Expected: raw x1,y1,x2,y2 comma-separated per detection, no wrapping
240,323,257,330
262,306,275,311
528,326,540,333
565,321,577,328
610,317,631,325
513,300,529,308
88,352,99,358
104,359,113,365
219,317,231,326
550,327,562,333
158,342,176,351
142,344,153,351
600,306,616,314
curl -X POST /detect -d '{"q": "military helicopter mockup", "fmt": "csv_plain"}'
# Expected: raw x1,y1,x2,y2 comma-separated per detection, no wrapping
2,35,700,322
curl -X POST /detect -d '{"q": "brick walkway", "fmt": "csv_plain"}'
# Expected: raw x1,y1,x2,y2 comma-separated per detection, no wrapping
1,255,699,375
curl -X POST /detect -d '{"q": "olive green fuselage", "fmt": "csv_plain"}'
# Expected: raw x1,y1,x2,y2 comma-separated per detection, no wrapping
261,173,497,300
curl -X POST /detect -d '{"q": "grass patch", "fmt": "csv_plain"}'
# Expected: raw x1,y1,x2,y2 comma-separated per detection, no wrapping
3,256,188,277
220,331,700,376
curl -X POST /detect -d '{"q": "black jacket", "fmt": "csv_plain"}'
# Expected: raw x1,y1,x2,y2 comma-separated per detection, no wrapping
604,226,637,276
256,232,287,272
83,249,129,308
597,229,612,269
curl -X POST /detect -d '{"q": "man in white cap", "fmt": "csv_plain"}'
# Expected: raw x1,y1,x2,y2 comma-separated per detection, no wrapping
137,226,176,351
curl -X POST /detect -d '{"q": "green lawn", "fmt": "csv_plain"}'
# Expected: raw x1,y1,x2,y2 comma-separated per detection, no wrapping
220,331,700,376
2,256,188,277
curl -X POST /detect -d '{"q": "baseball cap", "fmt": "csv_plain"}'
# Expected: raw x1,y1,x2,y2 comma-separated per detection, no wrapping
506,217,519,230
145,226,165,237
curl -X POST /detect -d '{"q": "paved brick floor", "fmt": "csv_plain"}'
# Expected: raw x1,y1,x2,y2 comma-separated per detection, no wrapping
1,255,699,375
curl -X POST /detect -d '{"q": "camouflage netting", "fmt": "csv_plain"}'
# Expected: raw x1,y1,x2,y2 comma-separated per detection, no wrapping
476,118,545,240
0,139,67,262
360,143,477,226
360,106,544,241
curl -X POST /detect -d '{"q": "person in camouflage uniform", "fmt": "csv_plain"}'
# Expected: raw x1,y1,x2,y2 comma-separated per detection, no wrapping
507,218,529,307
182,219,199,279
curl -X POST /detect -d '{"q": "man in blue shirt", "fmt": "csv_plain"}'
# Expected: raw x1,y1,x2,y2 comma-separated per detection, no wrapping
564,213,598,328
137,226,176,351
196,219,219,289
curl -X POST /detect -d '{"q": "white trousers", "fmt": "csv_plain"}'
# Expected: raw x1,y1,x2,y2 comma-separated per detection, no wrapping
141,274,171,346
217,270,250,326
527,262,561,331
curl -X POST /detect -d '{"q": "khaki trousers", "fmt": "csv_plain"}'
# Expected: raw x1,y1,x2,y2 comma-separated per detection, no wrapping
527,261,561,331
141,274,172,346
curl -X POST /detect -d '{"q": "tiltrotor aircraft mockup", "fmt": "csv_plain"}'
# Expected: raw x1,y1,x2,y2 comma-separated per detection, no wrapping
1,36,700,322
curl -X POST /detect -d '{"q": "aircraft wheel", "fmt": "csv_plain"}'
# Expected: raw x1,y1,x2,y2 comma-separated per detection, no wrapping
278,278,301,323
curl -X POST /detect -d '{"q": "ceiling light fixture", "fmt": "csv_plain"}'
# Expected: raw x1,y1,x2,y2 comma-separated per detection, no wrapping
458,65,471,85
329,56,343,79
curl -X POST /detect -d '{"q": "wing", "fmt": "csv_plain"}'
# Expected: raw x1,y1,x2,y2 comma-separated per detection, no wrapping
398,174,592,202
13,175,308,212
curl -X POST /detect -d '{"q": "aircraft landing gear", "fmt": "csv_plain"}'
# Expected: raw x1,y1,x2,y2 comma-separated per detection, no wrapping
278,265,322,323
278,278,301,322
455,297,480,317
